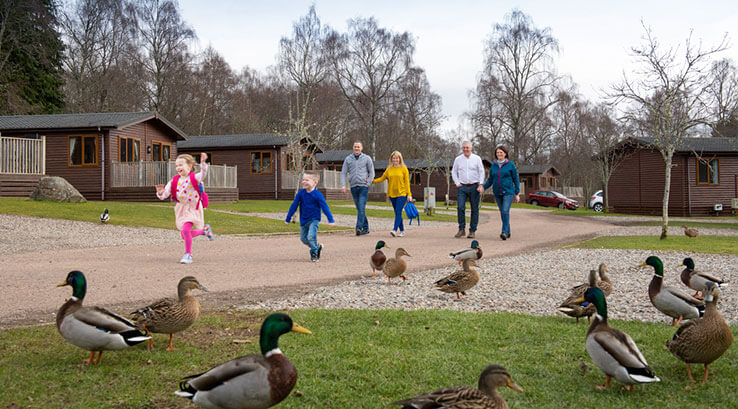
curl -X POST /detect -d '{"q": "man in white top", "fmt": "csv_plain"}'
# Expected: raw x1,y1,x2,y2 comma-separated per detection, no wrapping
451,141,486,238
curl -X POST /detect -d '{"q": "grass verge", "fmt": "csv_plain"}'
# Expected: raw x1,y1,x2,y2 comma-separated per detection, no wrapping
564,235,738,255
1,309,736,408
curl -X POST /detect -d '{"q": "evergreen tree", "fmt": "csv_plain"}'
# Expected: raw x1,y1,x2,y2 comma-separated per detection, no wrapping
0,0,65,114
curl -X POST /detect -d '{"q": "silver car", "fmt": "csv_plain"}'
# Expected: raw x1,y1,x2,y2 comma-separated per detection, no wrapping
589,190,603,212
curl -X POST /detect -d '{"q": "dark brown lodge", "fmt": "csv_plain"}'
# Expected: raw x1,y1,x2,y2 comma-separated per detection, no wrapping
606,136,738,216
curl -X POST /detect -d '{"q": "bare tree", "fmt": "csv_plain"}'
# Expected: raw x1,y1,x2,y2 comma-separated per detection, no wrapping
587,104,628,212
128,0,195,118
477,9,560,162
705,58,738,137
325,17,415,158
610,23,728,238
468,75,504,156
60,0,134,112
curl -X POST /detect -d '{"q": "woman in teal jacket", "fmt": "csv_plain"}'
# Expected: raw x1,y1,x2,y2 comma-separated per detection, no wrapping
483,145,520,240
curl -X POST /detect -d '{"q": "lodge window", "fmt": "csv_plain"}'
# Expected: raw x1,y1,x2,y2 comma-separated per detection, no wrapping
522,176,533,188
410,170,422,185
119,137,140,162
195,152,213,165
251,151,273,174
152,141,172,161
697,158,719,185
69,135,98,166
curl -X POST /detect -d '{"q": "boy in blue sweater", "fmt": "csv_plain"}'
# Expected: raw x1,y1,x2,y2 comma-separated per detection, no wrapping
285,173,335,261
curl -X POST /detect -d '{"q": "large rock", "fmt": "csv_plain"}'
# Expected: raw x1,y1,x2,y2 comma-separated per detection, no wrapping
30,176,87,203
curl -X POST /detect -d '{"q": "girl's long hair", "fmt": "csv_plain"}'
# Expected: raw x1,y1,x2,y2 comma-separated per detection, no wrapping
176,154,197,173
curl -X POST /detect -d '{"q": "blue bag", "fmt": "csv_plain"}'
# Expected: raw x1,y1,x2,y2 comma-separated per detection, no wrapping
404,201,420,225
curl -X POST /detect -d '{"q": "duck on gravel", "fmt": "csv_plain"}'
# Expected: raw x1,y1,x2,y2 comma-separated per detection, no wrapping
640,256,704,326
449,240,482,265
383,248,411,284
435,258,480,300
679,257,728,299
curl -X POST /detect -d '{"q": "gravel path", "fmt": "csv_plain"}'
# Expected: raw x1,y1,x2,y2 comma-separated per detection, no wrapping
2,210,736,328
244,248,738,325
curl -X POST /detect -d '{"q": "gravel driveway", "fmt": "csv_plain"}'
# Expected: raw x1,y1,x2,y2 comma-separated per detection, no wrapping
2,209,736,327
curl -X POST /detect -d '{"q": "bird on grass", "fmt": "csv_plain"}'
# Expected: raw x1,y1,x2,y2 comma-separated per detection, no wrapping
175,313,311,409
383,248,411,284
131,276,208,351
666,282,734,383
449,240,482,265
100,208,109,223
56,270,149,364
640,256,704,326
575,287,660,390
682,225,699,238
393,364,523,409
370,241,390,277
435,258,480,300
679,257,728,299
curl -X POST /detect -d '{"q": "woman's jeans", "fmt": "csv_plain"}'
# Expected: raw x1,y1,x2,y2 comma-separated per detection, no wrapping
351,186,369,233
390,196,407,232
300,219,320,256
494,194,514,235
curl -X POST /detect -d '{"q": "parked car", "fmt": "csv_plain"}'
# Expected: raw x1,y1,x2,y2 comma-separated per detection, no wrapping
589,190,604,212
528,190,579,210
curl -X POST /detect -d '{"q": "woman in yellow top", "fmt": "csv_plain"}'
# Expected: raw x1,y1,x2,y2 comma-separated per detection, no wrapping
373,151,412,237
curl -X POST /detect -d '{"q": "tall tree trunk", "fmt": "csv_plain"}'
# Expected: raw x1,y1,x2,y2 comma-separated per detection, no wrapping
660,152,673,239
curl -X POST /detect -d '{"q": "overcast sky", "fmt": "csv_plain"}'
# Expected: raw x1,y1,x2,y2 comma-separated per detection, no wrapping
178,0,738,135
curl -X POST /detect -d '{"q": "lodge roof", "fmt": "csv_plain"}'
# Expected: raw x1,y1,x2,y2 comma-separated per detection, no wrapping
178,134,289,149
0,111,187,140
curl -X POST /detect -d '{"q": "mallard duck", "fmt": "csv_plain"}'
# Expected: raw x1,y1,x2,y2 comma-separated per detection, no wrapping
131,276,208,351
682,225,699,238
640,256,704,326
56,270,150,364
370,241,390,277
449,240,482,265
175,313,311,409
679,257,728,298
435,259,480,300
100,208,109,223
383,247,411,284
575,287,660,390
393,364,523,409
557,269,598,323
666,283,734,382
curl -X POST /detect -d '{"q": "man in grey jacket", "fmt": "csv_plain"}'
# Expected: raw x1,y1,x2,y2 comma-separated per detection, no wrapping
341,141,375,235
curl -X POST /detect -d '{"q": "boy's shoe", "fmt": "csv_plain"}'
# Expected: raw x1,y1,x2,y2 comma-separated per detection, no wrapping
390,230,397,237
317,244,323,259
203,224,214,240
310,253,319,262
397,231,405,237
179,253,193,264
355,229,361,236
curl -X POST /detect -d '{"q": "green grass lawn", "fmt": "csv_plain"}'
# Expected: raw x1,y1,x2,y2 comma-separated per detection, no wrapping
565,235,738,255
1,309,735,409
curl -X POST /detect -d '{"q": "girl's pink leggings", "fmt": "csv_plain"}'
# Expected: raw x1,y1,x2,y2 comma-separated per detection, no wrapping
181,222,204,254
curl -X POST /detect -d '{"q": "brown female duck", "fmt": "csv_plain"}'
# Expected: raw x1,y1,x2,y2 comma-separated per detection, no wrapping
557,269,598,323
435,259,480,300
131,276,208,351
666,283,734,382
383,248,411,284
393,364,523,409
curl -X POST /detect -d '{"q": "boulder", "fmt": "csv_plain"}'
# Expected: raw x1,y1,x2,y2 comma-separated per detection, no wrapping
29,176,87,203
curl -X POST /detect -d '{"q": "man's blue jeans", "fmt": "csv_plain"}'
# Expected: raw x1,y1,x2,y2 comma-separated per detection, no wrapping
457,184,480,232
300,219,320,256
494,194,514,235
351,185,369,233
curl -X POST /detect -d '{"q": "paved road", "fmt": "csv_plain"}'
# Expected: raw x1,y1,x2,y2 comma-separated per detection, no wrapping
1,208,618,326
